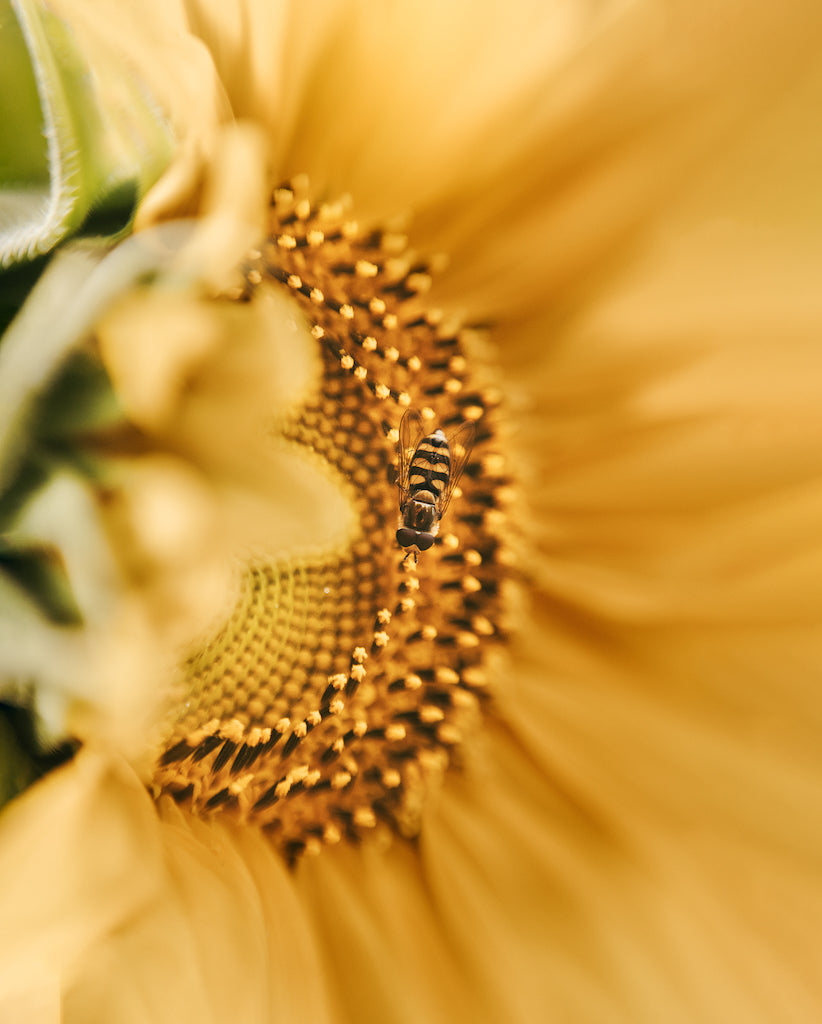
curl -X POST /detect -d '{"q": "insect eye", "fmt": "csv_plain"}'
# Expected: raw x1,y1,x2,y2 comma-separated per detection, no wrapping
416,534,434,551
396,528,417,548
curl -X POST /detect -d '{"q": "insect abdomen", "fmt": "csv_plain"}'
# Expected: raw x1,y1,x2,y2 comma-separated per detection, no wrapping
409,431,450,502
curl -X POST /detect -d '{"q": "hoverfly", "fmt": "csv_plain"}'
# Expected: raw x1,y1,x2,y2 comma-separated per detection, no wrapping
395,409,476,551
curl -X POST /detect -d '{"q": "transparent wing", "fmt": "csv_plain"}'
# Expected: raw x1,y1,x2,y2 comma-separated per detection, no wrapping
397,408,425,499
437,419,476,518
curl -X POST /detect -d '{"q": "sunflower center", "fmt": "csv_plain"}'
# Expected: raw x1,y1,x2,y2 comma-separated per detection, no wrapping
152,181,509,861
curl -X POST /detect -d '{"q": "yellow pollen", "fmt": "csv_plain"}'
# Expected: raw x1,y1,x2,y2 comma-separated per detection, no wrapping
310,287,324,304
485,509,506,530
224,719,245,742
451,690,478,710
462,667,487,688
406,272,431,293
482,453,506,476
353,807,377,828
287,274,302,289
356,260,379,278
229,774,254,794
437,724,462,745
457,631,479,648
277,234,296,249
191,719,219,742
435,667,460,686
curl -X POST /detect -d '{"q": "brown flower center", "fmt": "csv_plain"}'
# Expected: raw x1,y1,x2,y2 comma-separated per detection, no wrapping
152,181,509,861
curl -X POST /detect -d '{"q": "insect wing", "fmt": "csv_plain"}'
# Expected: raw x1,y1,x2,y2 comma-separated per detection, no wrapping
397,408,425,498
437,420,476,517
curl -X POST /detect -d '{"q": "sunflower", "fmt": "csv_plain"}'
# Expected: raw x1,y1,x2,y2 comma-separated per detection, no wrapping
2,1,822,1022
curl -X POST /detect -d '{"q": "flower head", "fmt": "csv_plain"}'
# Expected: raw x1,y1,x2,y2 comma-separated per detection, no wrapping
151,180,509,857
2,1,822,1022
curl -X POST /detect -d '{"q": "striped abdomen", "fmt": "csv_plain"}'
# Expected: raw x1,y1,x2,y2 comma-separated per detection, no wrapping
408,429,451,506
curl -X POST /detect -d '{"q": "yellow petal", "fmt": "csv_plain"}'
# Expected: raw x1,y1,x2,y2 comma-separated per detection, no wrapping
297,840,481,1024
65,802,336,1023
0,750,163,1009
4,473,170,756
96,284,317,445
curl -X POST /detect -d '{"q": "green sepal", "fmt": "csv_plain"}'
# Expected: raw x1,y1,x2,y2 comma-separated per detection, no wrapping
0,0,174,268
